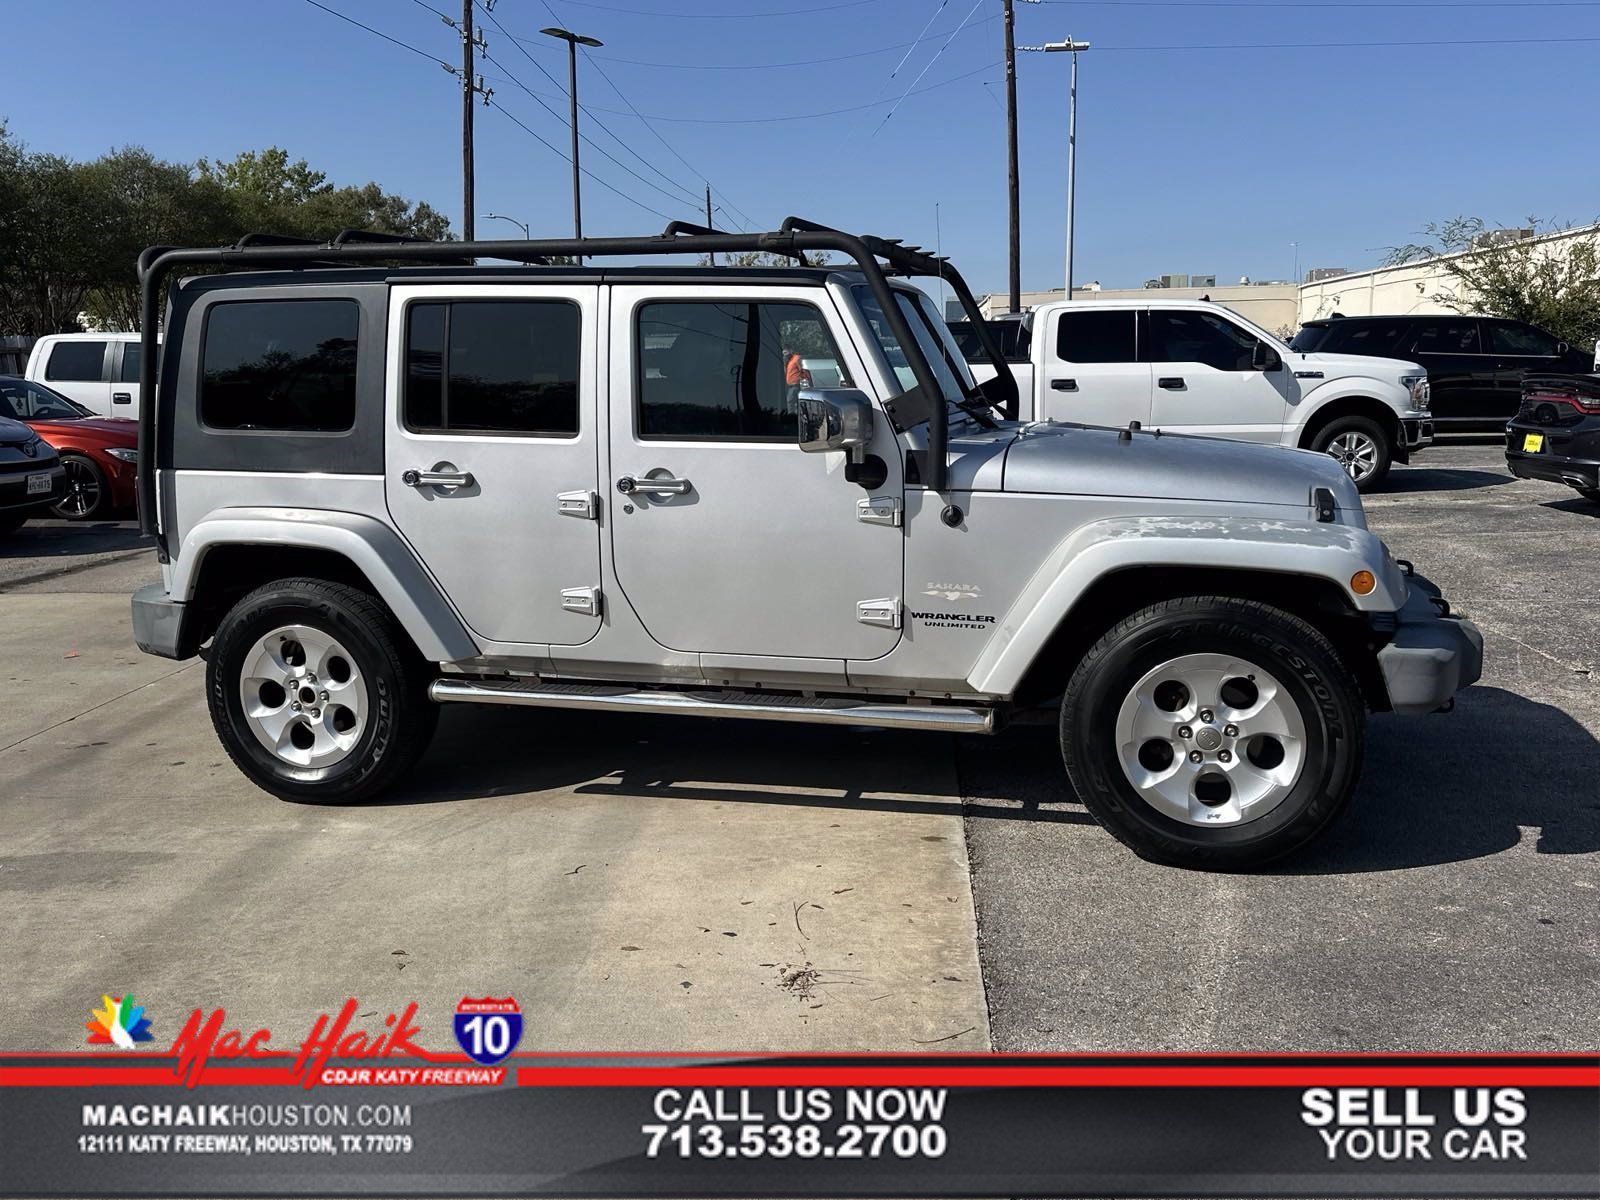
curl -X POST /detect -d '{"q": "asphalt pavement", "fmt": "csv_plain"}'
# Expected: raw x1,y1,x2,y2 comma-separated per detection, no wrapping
1,437,1594,1054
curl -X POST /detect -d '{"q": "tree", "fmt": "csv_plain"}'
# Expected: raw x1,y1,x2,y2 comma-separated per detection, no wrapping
700,249,836,269
1387,217,1600,349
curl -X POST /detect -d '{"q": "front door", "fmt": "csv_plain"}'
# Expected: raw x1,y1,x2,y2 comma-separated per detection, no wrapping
384,284,603,648
1039,307,1152,427
606,284,903,661
1146,308,1290,442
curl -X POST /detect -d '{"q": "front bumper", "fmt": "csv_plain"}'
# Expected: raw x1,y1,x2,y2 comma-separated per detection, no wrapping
1372,574,1483,716
131,583,189,660
0,463,66,513
1402,416,1434,451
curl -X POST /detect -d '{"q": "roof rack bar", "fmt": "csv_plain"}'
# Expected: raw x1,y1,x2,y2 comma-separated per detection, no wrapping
330,228,435,246
137,215,1020,549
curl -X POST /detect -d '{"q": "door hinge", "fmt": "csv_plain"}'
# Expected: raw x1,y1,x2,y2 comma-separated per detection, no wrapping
856,496,902,527
856,597,902,629
557,489,599,520
561,586,602,617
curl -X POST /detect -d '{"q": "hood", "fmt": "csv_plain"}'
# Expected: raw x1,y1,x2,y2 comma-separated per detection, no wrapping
1295,351,1422,379
0,416,55,468
0,415,35,446
1001,422,1363,518
26,415,138,443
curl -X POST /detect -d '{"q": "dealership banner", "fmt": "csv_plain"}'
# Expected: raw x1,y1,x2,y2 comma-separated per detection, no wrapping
0,1004,1595,1196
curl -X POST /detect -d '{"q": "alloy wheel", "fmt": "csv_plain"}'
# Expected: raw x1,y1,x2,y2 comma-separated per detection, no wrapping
1112,652,1307,827
52,458,101,519
238,624,369,768
1326,431,1379,483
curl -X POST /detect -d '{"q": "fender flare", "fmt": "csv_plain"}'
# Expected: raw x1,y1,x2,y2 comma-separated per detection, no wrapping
967,513,1404,696
1290,380,1409,447
170,508,478,663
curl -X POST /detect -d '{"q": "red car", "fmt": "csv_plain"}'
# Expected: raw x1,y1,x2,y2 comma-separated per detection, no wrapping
0,375,138,520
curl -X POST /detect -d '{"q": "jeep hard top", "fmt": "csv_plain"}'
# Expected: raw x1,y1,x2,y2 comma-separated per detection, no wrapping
130,218,1482,868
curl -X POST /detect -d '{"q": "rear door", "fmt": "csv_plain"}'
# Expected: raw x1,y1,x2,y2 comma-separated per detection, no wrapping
1399,318,1495,425
384,284,603,648
41,340,112,414
1039,307,1151,427
1146,307,1290,442
1483,319,1567,416
111,341,142,418
605,283,902,661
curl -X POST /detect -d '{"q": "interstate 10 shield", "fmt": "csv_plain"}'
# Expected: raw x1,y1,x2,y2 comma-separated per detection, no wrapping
453,997,523,1065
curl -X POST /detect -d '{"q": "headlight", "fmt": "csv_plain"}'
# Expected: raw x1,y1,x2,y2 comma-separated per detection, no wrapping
1401,374,1430,410
105,447,139,463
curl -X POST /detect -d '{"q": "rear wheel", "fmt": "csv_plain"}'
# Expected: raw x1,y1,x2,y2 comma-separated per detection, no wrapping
1312,415,1392,492
51,454,108,520
1060,596,1365,869
206,578,437,803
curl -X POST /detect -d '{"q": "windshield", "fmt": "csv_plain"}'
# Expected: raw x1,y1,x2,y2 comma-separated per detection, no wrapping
850,284,977,407
0,377,91,420
1289,325,1329,353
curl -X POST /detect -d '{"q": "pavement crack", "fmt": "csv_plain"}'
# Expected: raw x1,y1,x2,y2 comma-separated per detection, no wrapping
0,661,198,755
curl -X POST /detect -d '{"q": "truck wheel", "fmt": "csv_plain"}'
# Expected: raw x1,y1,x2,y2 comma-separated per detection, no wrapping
1060,596,1364,869
206,578,438,803
1312,415,1391,492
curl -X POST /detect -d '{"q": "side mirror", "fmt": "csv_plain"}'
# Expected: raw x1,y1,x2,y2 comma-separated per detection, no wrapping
1253,342,1283,372
798,388,873,463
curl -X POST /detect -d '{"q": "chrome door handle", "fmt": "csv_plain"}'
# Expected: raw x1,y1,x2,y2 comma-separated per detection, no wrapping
616,474,690,496
112,392,132,404
402,468,475,489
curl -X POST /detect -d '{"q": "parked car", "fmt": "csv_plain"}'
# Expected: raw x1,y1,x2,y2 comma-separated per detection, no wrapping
965,299,1432,491
129,218,1480,870
23,332,147,419
1290,314,1595,431
1505,372,1600,502
0,414,67,537
0,376,139,519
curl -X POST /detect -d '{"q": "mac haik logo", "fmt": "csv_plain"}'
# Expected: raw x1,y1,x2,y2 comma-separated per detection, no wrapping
454,997,523,1065
923,581,982,601
168,999,424,1088
87,994,155,1048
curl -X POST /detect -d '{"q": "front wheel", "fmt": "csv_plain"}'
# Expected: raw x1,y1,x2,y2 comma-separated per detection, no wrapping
1060,596,1365,869
1312,415,1392,492
51,454,108,520
206,578,438,803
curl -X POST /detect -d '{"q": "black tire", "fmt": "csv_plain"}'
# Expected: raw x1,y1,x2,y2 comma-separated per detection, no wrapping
1060,595,1365,870
51,454,108,520
1311,414,1392,492
206,578,438,803
0,511,27,537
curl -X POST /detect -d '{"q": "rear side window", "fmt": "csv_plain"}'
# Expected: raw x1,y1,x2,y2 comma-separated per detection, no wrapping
1056,311,1137,363
636,300,843,440
1486,321,1560,357
404,300,580,435
46,341,106,382
1408,319,1480,356
1323,321,1412,355
201,300,358,432
1288,326,1328,352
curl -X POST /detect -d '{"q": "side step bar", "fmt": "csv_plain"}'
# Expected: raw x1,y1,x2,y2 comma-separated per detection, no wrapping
429,678,996,733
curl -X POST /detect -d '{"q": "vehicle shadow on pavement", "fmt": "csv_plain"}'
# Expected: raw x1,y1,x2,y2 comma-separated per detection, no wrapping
1380,469,1513,494
1542,497,1600,518
1283,685,1600,873
0,520,148,558
378,706,1097,825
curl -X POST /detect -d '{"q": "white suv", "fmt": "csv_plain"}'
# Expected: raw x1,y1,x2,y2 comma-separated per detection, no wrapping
969,300,1433,491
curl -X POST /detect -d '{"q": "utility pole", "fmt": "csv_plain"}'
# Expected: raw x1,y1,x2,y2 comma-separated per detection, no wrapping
542,27,604,243
461,0,476,242
1002,0,1021,314
705,183,716,266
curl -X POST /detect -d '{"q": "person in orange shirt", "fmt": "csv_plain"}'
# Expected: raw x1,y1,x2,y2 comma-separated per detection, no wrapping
784,349,811,411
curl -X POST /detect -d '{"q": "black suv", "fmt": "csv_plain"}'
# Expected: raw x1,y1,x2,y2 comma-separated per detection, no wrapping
1290,315,1595,430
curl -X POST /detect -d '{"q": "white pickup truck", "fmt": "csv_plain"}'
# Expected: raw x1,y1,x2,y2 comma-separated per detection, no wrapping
959,299,1434,491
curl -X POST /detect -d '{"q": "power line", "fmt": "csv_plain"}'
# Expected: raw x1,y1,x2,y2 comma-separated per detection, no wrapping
1091,32,1600,48
1039,0,1600,6
488,102,678,221
554,0,878,16
871,0,989,136
502,15,999,72
305,0,455,69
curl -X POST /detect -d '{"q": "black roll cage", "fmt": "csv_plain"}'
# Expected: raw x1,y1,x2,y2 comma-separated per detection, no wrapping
135,215,1017,553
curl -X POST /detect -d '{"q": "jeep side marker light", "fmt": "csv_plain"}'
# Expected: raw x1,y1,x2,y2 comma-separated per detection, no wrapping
1350,571,1376,596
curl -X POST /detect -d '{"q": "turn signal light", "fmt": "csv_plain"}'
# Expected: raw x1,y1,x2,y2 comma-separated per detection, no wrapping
1350,571,1376,596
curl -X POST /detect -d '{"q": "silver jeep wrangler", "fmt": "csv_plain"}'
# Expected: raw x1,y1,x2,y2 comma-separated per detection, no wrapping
129,219,1481,869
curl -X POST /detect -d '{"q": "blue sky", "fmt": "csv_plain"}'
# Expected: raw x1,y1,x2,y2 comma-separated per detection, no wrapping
4,0,1598,296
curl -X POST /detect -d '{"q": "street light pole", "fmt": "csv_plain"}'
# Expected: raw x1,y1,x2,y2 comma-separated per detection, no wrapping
541,27,604,243
1024,38,1091,299
482,213,530,238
